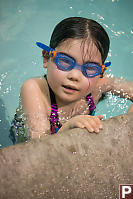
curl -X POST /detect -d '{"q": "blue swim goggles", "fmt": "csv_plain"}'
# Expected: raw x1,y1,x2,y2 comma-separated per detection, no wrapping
36,42,111,78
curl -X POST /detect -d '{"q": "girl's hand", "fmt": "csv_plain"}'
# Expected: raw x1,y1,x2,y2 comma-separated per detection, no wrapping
128,104,133,113
58,115,103,134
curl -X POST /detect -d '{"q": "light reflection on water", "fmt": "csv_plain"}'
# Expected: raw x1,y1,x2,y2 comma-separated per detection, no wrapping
96,91,130,120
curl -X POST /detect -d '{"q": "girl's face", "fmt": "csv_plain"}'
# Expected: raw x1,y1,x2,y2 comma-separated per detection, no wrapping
45,39,102,106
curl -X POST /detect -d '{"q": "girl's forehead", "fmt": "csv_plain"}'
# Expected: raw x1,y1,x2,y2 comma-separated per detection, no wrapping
55,39,102,64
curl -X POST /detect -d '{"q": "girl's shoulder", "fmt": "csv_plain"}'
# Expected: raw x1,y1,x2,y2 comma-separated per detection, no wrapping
97,74,114,92
92,75,114,104
21,76,49,96
20,76,51,115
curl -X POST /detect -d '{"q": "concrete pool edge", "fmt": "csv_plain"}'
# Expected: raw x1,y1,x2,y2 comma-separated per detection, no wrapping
0,112,133,199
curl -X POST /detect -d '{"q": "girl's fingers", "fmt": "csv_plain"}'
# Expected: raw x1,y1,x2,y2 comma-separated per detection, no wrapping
93,116,103,129
82,116,103,133
97,115,104,120
128,104,133,113
88,119,99,132
69,115,103,134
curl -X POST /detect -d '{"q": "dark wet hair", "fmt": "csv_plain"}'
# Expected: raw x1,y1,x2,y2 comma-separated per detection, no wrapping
50,17,110,63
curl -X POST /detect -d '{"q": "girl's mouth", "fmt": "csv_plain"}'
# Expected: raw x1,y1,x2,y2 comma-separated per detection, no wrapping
63,85,79,91
62,85,79,93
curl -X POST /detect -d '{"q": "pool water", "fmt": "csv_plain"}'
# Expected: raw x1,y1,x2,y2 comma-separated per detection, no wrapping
0,0,133,148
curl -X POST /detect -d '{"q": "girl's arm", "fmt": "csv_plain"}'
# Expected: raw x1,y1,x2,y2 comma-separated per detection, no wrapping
110,77,133,101
128,104,133,113
20,79,50,139
100,75,133,101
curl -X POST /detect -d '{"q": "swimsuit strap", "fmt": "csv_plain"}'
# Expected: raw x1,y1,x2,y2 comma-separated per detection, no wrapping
44,75,62,134
86,93,96,116
44,75,56,105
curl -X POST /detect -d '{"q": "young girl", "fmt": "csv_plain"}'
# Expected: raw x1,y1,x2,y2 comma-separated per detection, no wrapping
10,17,133,143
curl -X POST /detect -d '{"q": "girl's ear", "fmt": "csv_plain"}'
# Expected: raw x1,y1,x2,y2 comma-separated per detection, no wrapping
43,57,48,68
42,50,49,68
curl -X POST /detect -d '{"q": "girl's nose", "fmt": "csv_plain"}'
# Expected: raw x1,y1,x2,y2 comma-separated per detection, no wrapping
67,68,83,81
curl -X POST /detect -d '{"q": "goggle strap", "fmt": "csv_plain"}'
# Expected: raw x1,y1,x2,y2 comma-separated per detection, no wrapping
101,61,111,73
105,61,111,67
49,50,56,59
101,65,106,73
36,42,51,52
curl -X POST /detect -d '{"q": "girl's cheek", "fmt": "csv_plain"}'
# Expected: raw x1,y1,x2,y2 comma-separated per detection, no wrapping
47,62,58,76
89,77,100,88
50,66,66,83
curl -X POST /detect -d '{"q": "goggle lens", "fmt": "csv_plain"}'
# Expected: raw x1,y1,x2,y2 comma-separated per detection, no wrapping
58,57,73,68
85,66,99,76
55,55,101,77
